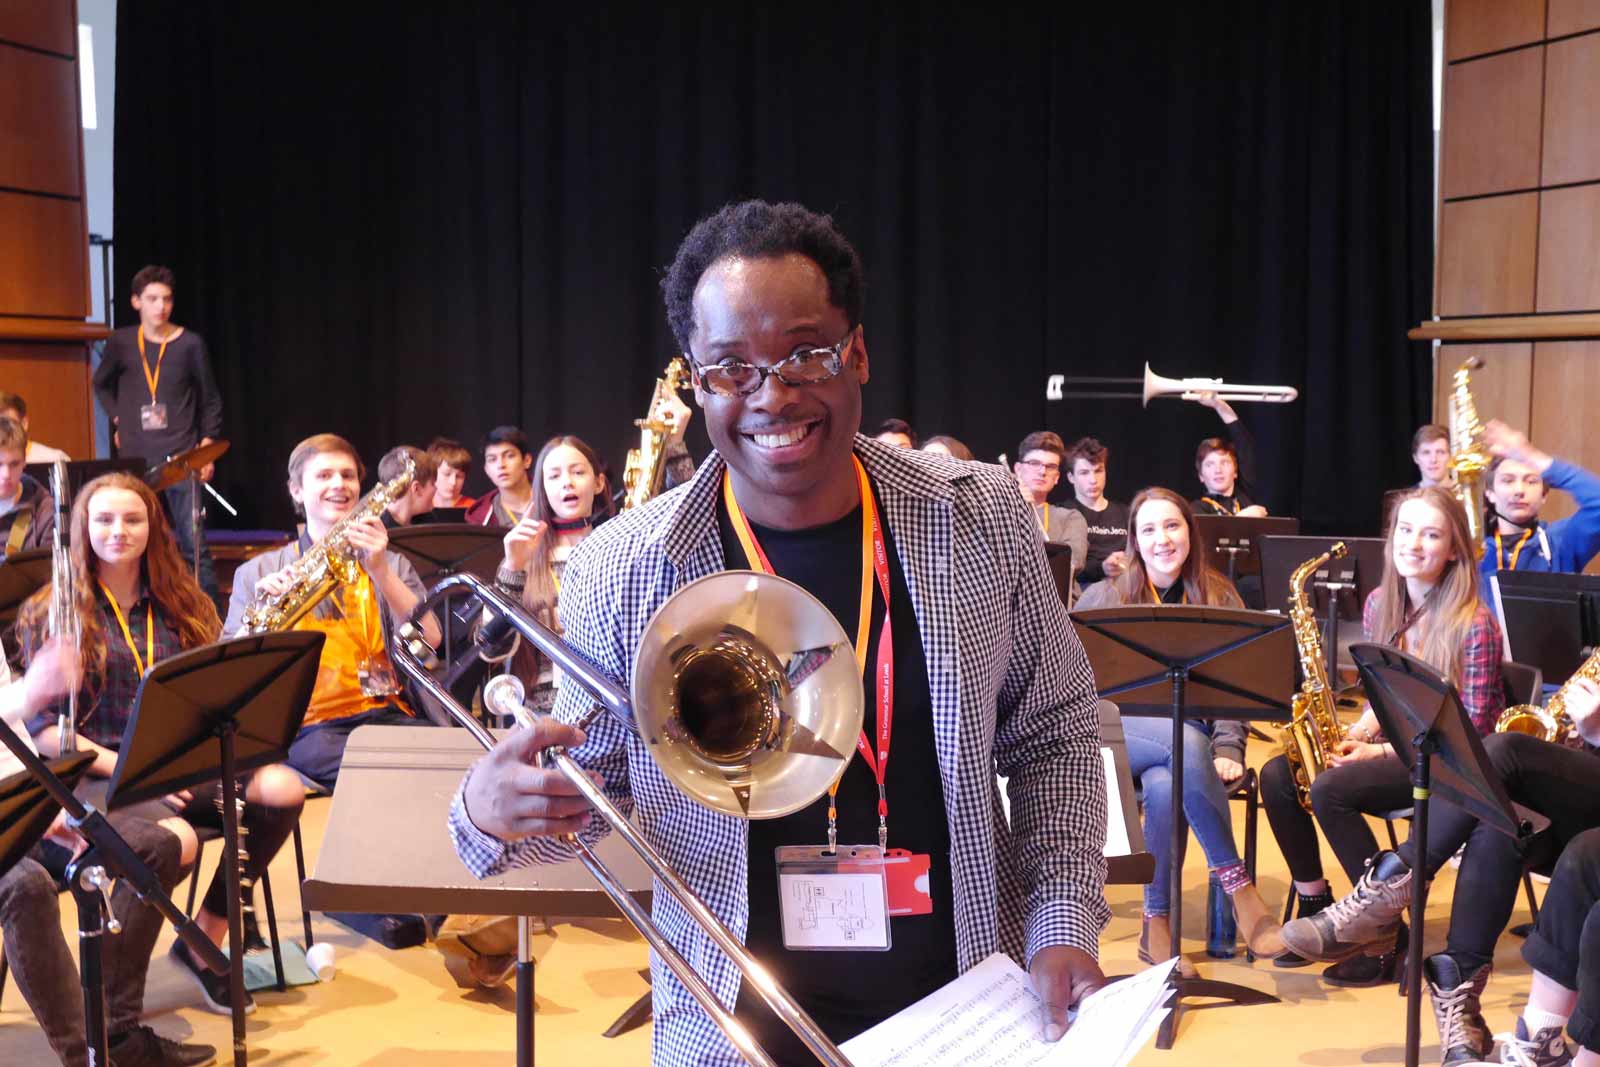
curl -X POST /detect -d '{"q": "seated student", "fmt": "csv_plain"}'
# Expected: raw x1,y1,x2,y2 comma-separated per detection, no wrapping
1076,487,1284,965
465,426,534,528
1190,393,1268,517
0,392,71,463
921,435,974,461
870,417,917,449
1,636,216,1067
21,472,305,1019
378,445,438,528
1479,419,1600,579
428,436,476,511
225,434,441,791
1260,487,1504,986
0,415,55,559
1011,431,1089,578
1061,436,1130,585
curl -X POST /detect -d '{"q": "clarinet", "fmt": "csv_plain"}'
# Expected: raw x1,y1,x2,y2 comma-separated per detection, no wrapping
215,786,257,944
48,460,79,751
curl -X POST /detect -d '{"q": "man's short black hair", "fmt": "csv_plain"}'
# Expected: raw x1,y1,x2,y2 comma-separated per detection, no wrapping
661,200,865,352
130,264,175,297
872,418,918,448
482,425,531,457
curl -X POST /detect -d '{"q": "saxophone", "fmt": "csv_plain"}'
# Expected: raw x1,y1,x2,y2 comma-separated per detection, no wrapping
1447,357,1490,559
1280,542,1350,812
239,456,415,633
621,358,691,510
1496,645,1600,744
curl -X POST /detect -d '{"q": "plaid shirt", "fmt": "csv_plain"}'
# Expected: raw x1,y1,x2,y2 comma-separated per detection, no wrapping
449,437,1109,1067
27,586,185,750
1362,589,1505,735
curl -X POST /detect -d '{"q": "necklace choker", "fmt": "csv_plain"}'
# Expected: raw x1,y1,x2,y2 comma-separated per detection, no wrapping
552,517,592,532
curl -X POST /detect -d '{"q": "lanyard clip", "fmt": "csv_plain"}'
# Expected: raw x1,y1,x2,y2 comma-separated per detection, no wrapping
877,820,888,852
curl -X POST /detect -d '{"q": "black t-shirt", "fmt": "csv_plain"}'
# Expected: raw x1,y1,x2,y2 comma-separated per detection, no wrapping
1065,498,1129,583
718,489,958,1062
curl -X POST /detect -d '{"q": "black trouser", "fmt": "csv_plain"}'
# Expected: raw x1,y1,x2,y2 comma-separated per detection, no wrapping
1259,751,1421,885
0,815,185,1067
1524,828,1600,1052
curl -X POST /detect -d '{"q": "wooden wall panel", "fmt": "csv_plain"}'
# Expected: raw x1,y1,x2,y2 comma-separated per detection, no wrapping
0,44,83,195
1441,48,1545,198
1446,0,1546,60
1547,0,1600,35
1541,34,1600,186
1536,184,1600,311
1529,342,1600,572
0,342,92,458
1433,344,1534,434
0,191,88,318
1438,194,1540,315
0,0,73,55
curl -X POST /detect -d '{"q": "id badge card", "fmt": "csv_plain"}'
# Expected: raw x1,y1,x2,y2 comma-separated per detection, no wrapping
775,845,892,951
140,402,169,431
358,658,400,697
883,848,933,916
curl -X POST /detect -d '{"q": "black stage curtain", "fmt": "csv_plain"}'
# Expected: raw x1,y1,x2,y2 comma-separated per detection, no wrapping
114,3,1433,536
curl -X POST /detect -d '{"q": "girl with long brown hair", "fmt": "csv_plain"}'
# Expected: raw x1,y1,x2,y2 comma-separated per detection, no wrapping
1262,486,1506,987
19,472,305,1016
1076,487,1284,966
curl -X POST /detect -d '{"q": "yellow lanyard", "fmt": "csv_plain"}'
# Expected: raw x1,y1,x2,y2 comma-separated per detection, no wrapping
99,582,155,676
1200,495,1240,516
135,329,171,403
1494,528,1534,570
1148,579,1188,605
1036,503,1049,535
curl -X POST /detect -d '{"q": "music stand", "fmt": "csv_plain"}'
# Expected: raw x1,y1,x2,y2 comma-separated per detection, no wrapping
1192,515,1300,585
0,734,228,1066
1070,605,1294,1047
104,631,325,1067
1350,643,1531,1067
1043,541,1077,611
1259,535,1385,681
387,524,507,673
24,458,144,504
0,548,51,646
1492,570,1600,682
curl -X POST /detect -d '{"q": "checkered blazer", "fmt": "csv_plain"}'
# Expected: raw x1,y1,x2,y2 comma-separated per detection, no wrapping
449,436,1109,1067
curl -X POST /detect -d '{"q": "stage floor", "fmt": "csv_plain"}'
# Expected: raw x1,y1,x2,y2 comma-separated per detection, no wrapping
0,732,1542,1065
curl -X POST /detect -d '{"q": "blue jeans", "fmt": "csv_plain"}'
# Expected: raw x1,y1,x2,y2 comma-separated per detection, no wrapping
288,705,428,792
1124,715,1242,914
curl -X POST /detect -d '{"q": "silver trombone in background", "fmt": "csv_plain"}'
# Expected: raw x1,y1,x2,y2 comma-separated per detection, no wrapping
1045,362,1299,406
393,570,865,1067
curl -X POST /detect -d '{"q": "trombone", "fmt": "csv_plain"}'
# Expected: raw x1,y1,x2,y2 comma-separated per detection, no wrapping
1045,362,1299,406
394,571,864,1067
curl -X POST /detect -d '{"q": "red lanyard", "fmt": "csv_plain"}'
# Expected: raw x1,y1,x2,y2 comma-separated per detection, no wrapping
723,456,895,851
135,329,171,403
1494,528,1534,570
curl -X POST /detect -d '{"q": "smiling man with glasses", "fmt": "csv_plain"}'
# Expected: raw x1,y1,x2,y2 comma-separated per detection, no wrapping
449,199,1111,1066
1013,430,1089,574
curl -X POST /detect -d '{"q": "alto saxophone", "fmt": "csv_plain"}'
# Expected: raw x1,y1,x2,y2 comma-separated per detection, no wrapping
1496,645,1600,745
1280,542,1350,812
1447,356,1490,559
239,456,415,633
621,358,692,511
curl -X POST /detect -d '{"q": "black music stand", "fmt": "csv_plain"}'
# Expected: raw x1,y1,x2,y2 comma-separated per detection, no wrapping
1192,515,1300,585
1259,535,1385,682
23,458,143,504
0,737,228,1067
104,631,324,1067
387,525,506,679
1350,643,1531,1067
0,548,51,652
1043,541,1078,611
1492,570,1600,682
1070,605,1294,1048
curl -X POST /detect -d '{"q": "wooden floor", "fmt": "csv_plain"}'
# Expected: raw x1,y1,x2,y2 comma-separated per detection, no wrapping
0,733,1541,1065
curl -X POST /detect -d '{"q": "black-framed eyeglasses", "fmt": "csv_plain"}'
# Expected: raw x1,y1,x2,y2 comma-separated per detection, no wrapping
690,327,856,398
1018,459,1061,476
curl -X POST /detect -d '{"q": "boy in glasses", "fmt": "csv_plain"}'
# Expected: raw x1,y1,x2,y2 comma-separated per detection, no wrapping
1013,430,1089,572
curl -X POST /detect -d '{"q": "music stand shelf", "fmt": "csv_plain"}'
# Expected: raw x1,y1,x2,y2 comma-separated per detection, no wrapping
1070,604,1295,1048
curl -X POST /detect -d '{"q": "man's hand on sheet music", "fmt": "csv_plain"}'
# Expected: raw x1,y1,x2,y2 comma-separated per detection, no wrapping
462,716,606,841
1028,945,1108,1041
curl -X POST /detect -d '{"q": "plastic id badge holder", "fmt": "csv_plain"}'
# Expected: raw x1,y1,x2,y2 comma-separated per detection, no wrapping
775,844,892,951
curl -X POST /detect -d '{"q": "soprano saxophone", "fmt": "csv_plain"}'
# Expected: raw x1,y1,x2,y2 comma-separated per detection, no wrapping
621,358,691,510
1496,645,1600,745
239,456,415,633
1280,542,1350,812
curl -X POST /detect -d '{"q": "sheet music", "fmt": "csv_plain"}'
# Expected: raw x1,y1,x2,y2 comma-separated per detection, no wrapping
839,952,1174,1067
997,746,1130,858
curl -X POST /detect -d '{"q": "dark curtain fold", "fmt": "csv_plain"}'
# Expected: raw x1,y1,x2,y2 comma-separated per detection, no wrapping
114,2,1434,534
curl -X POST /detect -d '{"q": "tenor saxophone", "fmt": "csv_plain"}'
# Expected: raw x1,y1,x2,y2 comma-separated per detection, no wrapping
239,456,415,633
1280,542,1350,812
1496,645,1600,745
621,358,691,511
1447,357,1490,559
